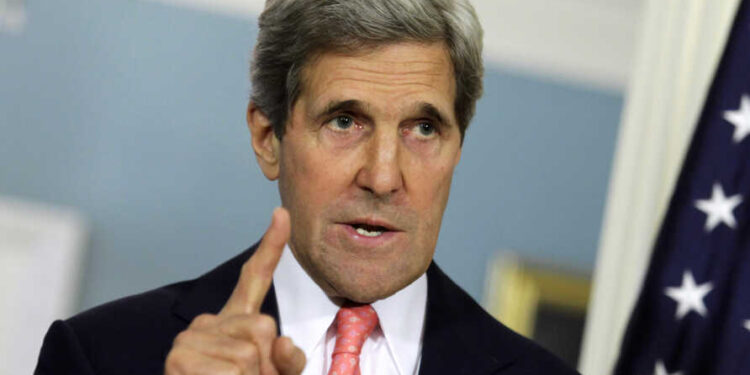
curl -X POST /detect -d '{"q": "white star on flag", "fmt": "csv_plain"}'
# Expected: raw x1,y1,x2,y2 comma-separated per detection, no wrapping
723,94,750,143
744,320,750,332
654,360,683,375
694,183,743,232
664,271,714,320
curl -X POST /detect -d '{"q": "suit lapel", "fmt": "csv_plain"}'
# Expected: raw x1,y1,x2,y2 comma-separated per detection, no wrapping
419,263,515,375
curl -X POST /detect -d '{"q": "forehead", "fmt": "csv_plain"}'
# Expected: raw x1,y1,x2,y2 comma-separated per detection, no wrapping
299,42,456,121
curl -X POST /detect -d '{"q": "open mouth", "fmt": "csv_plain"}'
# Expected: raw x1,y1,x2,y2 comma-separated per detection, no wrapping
350,223,390,237
348,223,393,237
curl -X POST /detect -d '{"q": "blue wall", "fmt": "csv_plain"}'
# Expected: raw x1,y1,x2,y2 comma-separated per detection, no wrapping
0,0,621,311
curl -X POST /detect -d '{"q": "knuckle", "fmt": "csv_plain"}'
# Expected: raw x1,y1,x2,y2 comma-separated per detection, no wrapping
237,342,260,366
164,353,177,371
244,257,271,279
164,349,189,374
253,314,277,337
173,330,193,346
191,313,217,328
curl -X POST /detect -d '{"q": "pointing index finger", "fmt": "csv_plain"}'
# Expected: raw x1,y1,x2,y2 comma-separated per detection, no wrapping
221,207,290,315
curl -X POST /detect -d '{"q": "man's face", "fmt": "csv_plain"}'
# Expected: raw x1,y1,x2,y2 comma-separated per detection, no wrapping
261,42,462,303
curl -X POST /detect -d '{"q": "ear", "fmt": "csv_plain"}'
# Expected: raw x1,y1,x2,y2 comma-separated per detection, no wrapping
247,102,281,180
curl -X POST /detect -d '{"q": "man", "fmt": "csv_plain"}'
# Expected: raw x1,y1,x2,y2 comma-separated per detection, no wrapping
36,1,578,374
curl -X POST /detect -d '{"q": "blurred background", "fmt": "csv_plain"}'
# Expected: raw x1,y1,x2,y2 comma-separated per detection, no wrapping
1,0,643,373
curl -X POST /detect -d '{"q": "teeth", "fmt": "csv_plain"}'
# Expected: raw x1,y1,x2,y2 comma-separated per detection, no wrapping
355,227,383,237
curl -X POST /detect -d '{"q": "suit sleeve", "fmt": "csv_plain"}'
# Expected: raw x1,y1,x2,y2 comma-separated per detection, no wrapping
34,320,96,375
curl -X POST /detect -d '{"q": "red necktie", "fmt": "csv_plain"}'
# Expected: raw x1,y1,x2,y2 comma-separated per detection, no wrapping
328,305,378,375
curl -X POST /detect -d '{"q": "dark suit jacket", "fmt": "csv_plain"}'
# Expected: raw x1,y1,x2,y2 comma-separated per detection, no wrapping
35,244,578,374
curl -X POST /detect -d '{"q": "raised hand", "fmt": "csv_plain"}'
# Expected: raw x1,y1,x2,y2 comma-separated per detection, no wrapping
165,207,305,375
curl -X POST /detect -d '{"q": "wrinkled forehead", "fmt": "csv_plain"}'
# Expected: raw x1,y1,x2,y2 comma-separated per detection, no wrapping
297,42,457,124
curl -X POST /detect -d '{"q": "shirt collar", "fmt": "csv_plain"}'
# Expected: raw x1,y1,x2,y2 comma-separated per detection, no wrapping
273,245,339,356
372,270,427,375
273,244,427,375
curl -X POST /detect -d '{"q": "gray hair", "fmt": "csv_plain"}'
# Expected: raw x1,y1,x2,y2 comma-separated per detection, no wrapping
250,0,483,141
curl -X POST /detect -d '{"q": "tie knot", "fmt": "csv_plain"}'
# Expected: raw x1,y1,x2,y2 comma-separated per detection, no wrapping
332,304,378,356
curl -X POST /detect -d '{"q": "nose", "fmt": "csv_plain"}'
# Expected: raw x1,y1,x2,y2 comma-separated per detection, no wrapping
355,129,404,197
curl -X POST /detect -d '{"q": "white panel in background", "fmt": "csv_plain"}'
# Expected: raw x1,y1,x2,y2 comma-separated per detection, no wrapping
474,0,642,91
143,0,643,91
149,0,265,19
0,197,88,375
0,0,26,33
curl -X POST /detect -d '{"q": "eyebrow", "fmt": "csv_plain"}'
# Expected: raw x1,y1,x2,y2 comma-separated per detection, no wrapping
415,102,449,127
314,99,370,120
313,99,453,128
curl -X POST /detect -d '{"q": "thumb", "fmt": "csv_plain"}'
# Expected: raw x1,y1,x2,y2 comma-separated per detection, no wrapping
273,336,306,375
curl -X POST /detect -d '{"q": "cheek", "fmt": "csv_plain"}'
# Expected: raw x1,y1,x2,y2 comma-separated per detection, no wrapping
408,159,456,237
409,152,456,202
280,142,356,214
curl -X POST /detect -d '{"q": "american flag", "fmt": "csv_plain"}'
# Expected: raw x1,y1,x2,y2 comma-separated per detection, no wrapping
614,1,750,374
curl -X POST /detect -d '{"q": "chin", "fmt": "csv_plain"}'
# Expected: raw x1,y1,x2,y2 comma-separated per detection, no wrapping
325,261,424,303
292,232,433,303
332,281,399,304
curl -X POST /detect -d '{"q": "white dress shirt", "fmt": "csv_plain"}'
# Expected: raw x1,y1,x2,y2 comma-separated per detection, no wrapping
273,245,427,375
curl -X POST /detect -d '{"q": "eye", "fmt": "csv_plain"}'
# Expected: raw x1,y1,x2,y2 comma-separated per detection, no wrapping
407,121,438,140
417,122,436,137
327,115,355,131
